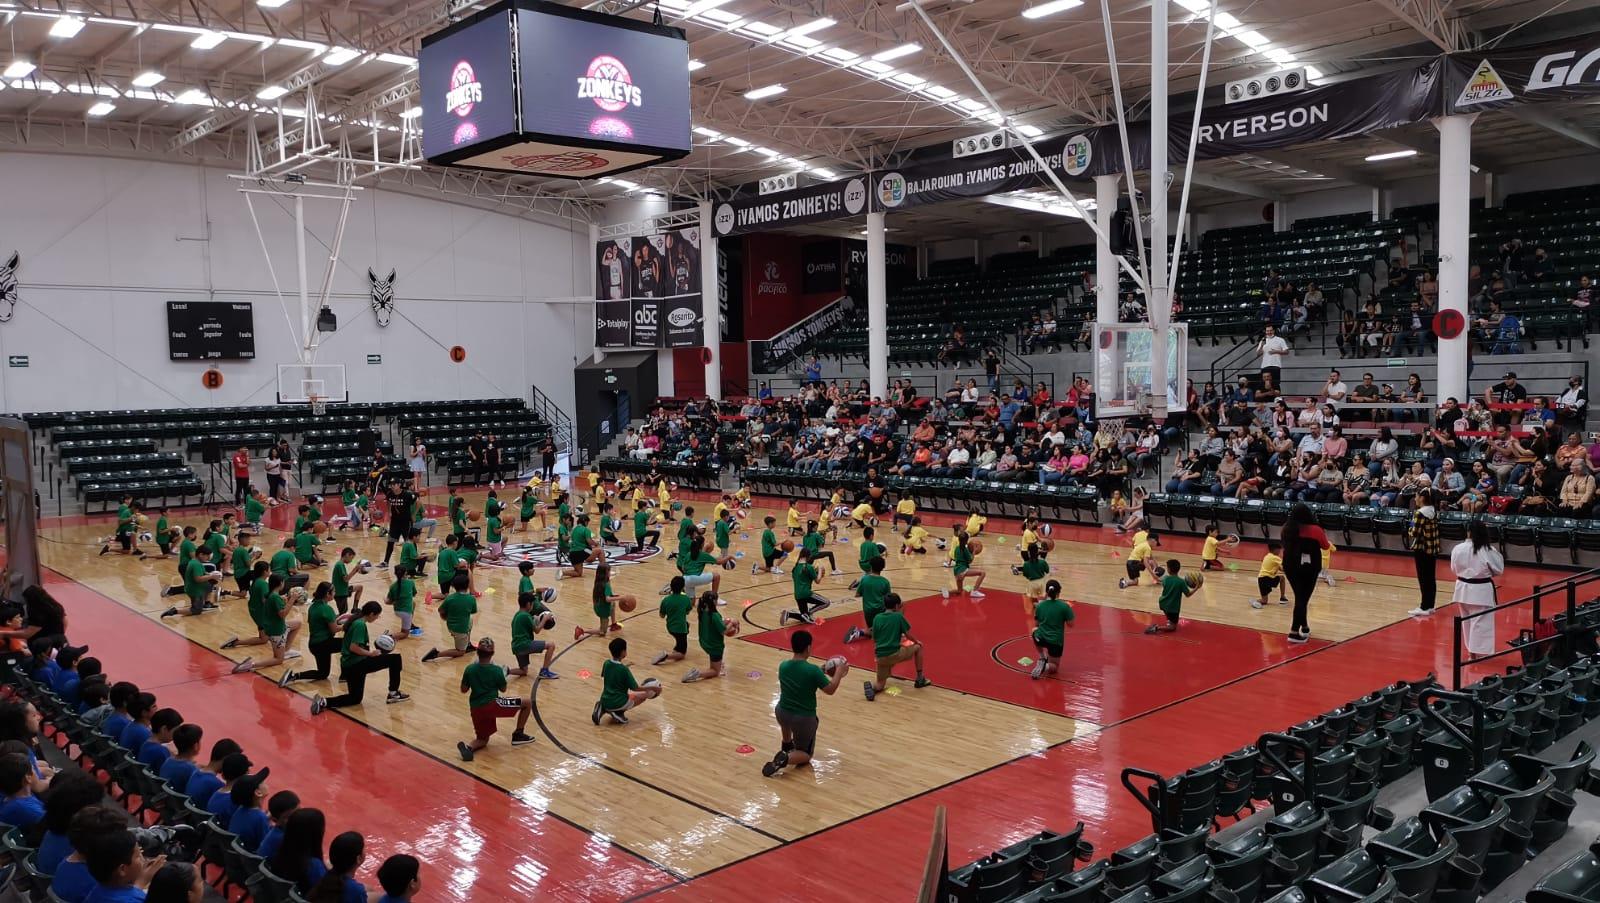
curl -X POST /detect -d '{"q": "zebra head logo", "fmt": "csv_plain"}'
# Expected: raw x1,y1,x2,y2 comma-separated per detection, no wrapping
368,268,396,327
0,252,17,323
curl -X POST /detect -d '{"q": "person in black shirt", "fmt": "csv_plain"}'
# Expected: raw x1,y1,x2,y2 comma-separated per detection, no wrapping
467,432,487,486
540,439,557,482
1484,372,1528,427
484,435,504,489
379,480,416,569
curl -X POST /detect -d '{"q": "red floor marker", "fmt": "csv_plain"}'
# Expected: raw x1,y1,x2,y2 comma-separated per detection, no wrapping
736,744,756,755
576,669,593,679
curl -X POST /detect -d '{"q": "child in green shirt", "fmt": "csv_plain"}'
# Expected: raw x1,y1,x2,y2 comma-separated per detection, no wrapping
456,638,535,762
682,590,738,683
752,516,787,576
1147,558,1199,636
509,590,558,681
652,576,693,666
864,593,931,700
1030,579,1077,679
591,637,661,726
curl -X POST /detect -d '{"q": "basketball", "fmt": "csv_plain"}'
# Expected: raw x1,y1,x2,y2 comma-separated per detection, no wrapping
537,611,556,630
138,532,153,542
358,559,372,573
781,540,795,553
1187,572,1205,589
1223,533,1242,547
876,542,887,555
722,558,736,570
641,677,661,689
619,597,637,613
334,612,356,627
136,514,148,526
370,526,384,535
373,634,396,652
469,511,482,522
1040,523,1053,537
822,655,847,675
724,620,740,637
970,540,983,556
671,501,684,511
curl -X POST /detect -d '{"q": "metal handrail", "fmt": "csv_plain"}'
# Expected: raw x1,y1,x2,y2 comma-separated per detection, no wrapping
1451,566,1600,689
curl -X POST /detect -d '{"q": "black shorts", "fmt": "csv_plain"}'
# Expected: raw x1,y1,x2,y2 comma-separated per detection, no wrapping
1125,560,1144,581
235,576,251,594
775,707,818,755
118,533,132,551
1032,632,1063,659
671,631,688,655
764,551,782,567
439,577,454,595
569,550,590,567
1258,576,1282,597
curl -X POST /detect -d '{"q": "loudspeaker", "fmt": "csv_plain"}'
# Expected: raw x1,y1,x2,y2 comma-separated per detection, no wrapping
200,437,223,465
356,431,377,457
1110,209,1132,255
316,307,337,332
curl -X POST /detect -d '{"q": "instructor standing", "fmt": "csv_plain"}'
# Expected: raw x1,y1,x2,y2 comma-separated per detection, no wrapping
1281,504,1329,644
1407,489,1442,617
1451,519,1505,655
379,479,417,570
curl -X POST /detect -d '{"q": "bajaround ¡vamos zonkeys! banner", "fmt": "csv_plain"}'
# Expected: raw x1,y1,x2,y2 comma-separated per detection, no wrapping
712,178,870,237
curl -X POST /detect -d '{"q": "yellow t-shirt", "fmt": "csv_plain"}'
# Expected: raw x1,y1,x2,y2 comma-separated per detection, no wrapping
734,487,751,503
787,507,802,529
966,514,987,535
818,509,833,531
851,503,874,522
1021,528,1039,548
617,475,632,494
1259,553,1284,579
588,471,602,491
1132,530,1149,548
631,487,646,507
658,481,671,505
896,498,916,516
713,502,729,523
906,525,928,550
1130,540,1152,562
830,490,845,509
1202,536,1220,562
1321,542,1336,568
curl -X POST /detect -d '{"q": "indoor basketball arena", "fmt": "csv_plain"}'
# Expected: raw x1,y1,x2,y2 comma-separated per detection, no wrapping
3,0,1600,899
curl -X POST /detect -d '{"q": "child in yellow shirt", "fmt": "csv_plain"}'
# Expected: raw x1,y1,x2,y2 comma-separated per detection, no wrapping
850,502,876,529
965,512,987,537
1201,524,1224,571
657,479,672,510
817,505,838,540
893,497,917,532
1252,540,1288,609
786,500,804,536
1118,531,1159,588
733,485,752,510
901,517,929,555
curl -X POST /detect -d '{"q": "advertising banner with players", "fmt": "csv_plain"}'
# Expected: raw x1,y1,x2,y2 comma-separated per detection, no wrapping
594,229,704,349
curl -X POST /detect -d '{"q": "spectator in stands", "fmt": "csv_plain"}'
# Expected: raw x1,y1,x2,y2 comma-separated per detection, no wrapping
1285,298,1310,337
271,807,328,895
1126,427,1161,478
1515,459,1558,516
1257,325,1289,389
1557,431,1590,474
1222,378,1255,428
1556,375,1588,436
1322,427,1349,465
1474,299,1506,348
1560,460,1597,517
1195,381,1221,429
1321,370,1349,406
1434,458,1465,507
1398,302,1430,355
1195,427,1225,468
1524,247,1553,284
1459,461,1496,513
1303,283,1327,319
936,326,968,365
983,349,1001,392
1485,372,1529,425
1387,265,1414,294
1164,451,1205,494
1490,310,1523,354
1212,450,1245,497
1259,296,1285,330
804,356,823,386
1359,305,1386,356
1417,272,1439,308
1337,311,1360,358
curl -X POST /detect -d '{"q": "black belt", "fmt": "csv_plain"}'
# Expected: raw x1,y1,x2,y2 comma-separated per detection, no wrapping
1459,576,1495,585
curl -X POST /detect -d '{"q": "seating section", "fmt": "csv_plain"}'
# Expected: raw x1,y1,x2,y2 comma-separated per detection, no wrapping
395,405,550,485
948,653,1600,903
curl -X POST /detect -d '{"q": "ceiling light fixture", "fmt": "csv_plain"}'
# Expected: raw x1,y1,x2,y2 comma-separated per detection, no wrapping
683,0,733,16
743,83,786,100
687,58,705,71
1364,149,1418,162
191,30,226,49
49,16,85,38
1021,0,1083,19
3,61,36,79
871,42,920,62
131,70,165,87
323,46,360,65
400,106,422,119
256,0,291,8
256,84,288,100
783,17,835,37
87,100,114,116
174,88,210,104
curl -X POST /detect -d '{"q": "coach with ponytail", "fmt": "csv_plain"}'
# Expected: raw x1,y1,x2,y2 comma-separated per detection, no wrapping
1280,504,1329,644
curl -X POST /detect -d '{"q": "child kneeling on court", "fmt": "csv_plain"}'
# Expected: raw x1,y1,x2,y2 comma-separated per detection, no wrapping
592,637,661,725
652,576,692,666
1147,559,1201,636
1252,540,1288,609
456,638,534,762
509,591,559,681
1030,580,1076,679
864,593,931,701
683,590,738,683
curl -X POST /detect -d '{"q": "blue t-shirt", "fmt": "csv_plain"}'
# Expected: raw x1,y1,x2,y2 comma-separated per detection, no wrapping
185,771,223,808
0,793,44,829
37,830,71,874
53,670,81,704
135,741,171,771
36,659,61,687
291,858,328,892
51,861,96,903
158,758,198,793
256,826,284,862
205,789,238,825
118,722,151,753
229,806,270,852
100,714,130,740
83,886,147,903
338,876,368,903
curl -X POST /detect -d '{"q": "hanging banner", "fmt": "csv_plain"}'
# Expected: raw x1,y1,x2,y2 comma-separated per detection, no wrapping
629,297,659,346
594,229,703,349
595,239,632,301
749,296,852,373
711,177,870,237
595,300,631,348
1445,36,1600,113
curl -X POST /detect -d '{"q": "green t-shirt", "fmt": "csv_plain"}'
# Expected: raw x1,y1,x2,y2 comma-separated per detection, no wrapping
776,658,831,716
438,592,477,635
570,525,592,552
451,504,468,534
231,545,252,578
244,497,265,524
634,510,650,538
1033,598,1075,646
681,551,716,577
340,619,370,671
156,517,172,550
857,574,891,621
269,549,296,577
486,516,503,545
520,492,537,520
659,593,692,635
204,532,226,559
342,489,357,508
696,607,726,657
859,540,882,571
761,529,778,556
677,518,695,551
871,610,910,659
399,542,419,572
1021,558,1050,581
954,544,974,574
485,497,502,518
1157,574,1190,615
436,548,459,585
462,661,507,708
178,538,197,571
802,532,823,556
115,507,135,538
594,585,614,620
599,659,638,711
247,579,269,628
308,600,337,645
294,532,319,564
556,525,571,554
183,558,208,600
293,516,307,536
386,578,415,614
714,520,733,550
511,610,538,653
792,562,817,599
259,592,287,636
332,560,353,596
306,505,322,526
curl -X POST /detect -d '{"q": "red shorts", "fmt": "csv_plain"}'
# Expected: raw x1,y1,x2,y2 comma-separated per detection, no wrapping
470,698,523,739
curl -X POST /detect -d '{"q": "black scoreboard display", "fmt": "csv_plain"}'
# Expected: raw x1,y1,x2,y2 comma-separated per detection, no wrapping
167,301,255,360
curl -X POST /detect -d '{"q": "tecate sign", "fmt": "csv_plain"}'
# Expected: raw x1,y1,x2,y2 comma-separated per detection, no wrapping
667,307,697,327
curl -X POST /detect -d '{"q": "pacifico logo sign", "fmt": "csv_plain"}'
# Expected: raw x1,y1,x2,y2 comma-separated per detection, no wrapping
446,61,484,146
757,260,789,296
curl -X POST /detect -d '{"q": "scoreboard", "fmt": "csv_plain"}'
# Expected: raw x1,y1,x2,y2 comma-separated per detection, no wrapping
167,301,255,360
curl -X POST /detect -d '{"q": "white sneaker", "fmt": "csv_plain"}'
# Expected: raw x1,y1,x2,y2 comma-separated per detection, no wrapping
1250,599,1264,610
1408,607,1433,617
284,650,302,660
970,590,986,599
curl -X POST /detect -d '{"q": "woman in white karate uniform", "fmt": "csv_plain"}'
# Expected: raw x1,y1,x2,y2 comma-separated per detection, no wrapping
1450,519,1505,656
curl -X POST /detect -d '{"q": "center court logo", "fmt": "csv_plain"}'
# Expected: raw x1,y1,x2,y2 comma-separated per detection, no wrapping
482,540,659,569
877,172,907,208
1063,134,1093,176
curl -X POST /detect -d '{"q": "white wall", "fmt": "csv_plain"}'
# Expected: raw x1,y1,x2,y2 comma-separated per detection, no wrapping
0,152,593,418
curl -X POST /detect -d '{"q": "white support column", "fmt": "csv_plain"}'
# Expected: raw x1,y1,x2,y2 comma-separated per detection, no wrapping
1272,200,1289,232
1148,0,1170,416
1484,172,1499,208
1436,113,1476,405
1095,174,1119,323
697,201,721,400
867,211,889,400
589,223,605,364
1371,188,1393,222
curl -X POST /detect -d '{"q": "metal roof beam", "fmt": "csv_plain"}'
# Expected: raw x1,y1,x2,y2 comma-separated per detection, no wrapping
1503,107,1600,153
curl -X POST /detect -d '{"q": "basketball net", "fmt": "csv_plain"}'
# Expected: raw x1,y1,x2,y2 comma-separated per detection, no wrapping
309,394,327,418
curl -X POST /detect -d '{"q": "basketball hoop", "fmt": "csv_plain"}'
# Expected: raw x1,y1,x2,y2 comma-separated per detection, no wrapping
309,394,327,417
